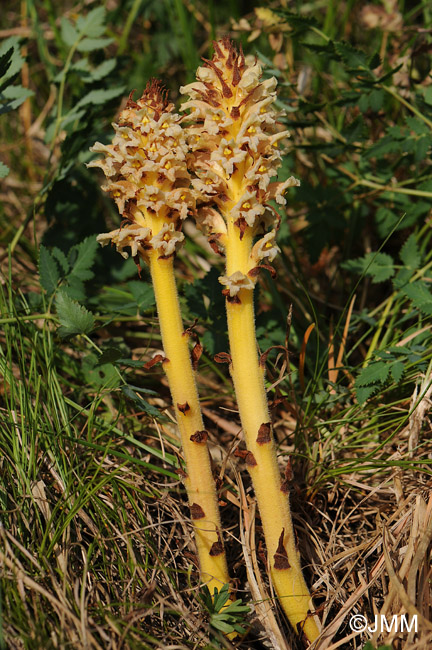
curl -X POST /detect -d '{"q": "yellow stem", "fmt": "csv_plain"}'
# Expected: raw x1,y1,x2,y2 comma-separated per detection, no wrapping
148,250,229,593
224,229,320,642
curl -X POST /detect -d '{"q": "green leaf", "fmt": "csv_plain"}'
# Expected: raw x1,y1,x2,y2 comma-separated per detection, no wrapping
63,276,86,301
76,7,107,37
333,41,369,71
213,584,230,611
68,236,98,281
0,85,34,115
275,10,319,30
209,618,234,633
414,134,432,162
0,37,24,82
82,353,120,388
0,161,9,178
75,87,125,108
55,291,95,337
401,281,432,315
356,361,390,386
0,47,13,81
39,246,60,295
369,88,384,112
356,384,380,404
405,116,429,136
399,234,420,270
375,207,400,238
342,252,395,283
127,281,155,312
365,135,402,158
51,247,69,275
77,58,117,82
390,360,405,383
76,37,114,52
60,17,78,47
121,385,161,418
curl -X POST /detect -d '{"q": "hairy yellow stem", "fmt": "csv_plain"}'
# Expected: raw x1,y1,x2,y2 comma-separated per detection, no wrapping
148,250,229,592
224,229,320,643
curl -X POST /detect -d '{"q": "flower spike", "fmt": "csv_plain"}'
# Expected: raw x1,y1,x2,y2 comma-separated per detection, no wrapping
89,80,231,595
182,40,321,642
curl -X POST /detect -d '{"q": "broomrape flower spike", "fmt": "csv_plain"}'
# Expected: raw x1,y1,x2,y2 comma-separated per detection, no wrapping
89,80,230,595
182,40,321,642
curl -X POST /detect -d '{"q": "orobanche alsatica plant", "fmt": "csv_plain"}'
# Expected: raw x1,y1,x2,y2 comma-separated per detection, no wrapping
90,41,321,643
181,39,320,642
89,81,230,594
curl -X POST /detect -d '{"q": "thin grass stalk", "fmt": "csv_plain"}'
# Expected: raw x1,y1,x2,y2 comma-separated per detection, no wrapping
88,81,230,593
181,39,320,642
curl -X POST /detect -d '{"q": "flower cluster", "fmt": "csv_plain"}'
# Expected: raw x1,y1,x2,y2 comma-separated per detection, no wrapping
180,38,298,290
89,80,194,261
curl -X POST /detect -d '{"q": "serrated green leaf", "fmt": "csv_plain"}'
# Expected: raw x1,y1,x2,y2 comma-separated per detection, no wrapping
275,10,318,29
77,37,114,52
0,85,34,115
365,135,402,158
55,291,95,337
0,161,9,178
39,246,60,295
405,116,428,136
342,252,395,283
390,360,405,383
342,115,365,143
414,135,432,162
79,58,117,82
375,207,400,238
369,88,384,112
423,86,432,106
0,48,13,81
0,37,24,81
401,281,432,315
76,7,107,37
399,234,420,270
333,40,369,70
63,277,86,302
356,384,380,404
60,17,78,47
51,247,69,274
127,281,155,312
68,236,98,281
76,86,125,108
356,361,390,386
